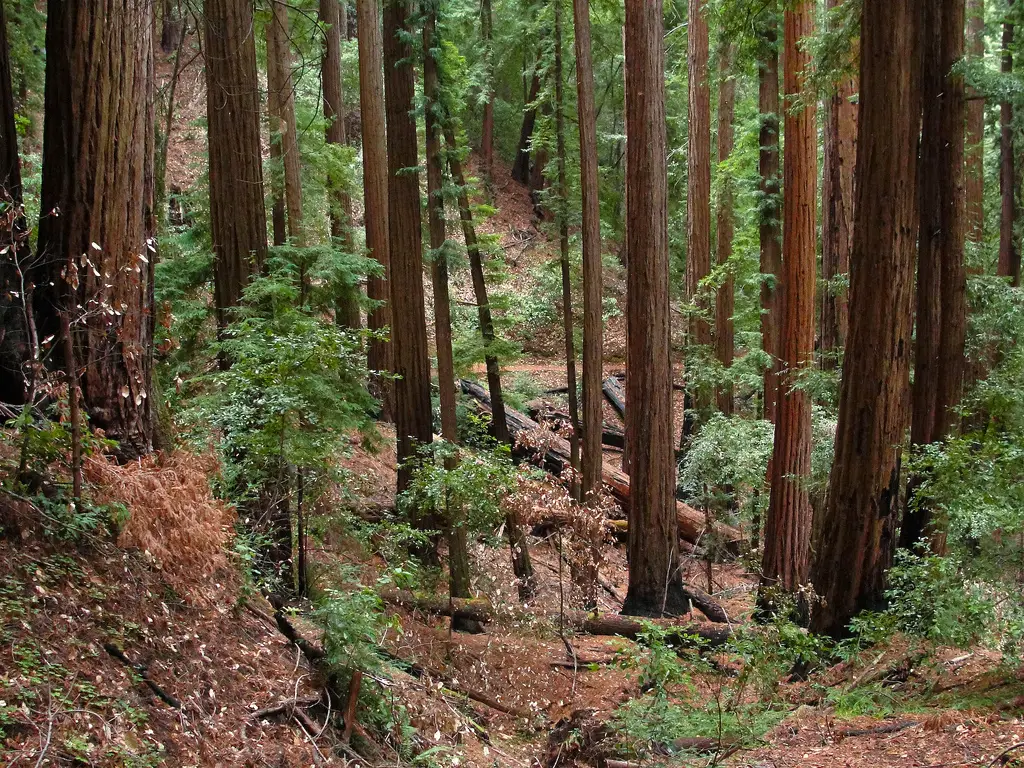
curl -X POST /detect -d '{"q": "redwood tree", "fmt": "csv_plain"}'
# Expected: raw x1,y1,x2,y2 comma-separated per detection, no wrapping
999,3,1020,285
573,0,603,503
902,0,967,553
760,0,817,603
35,0,156,458
267,1,304,246
383,0,433,497
714,43,737,415
204,0,268,332
622,0,684,617
811,0,921,637
357,0,393,415
966,0,985,244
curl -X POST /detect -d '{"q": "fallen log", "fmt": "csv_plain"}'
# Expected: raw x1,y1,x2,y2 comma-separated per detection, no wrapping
378,588,731,646
460,379,743,553
527,404,626,449
602,376,626,420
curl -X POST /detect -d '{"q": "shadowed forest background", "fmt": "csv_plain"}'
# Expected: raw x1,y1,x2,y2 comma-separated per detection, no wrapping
2,0,1024,765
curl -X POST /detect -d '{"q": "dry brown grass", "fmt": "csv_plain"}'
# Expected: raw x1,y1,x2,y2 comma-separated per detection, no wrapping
84,450,236,604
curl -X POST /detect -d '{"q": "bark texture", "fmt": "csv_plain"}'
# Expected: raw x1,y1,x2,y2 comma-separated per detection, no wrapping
383,0,432,495
811,0,921,637
714,43,736,415
35,0,156,458
999,4,1020,285
356,0,393,414
760,1,816,599
966,0,985,244
267,2,304,246
622,0,684,617
204,0,268,331
573,0,603,503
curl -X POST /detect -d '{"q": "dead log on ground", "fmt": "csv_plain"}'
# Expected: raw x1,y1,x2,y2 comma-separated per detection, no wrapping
528,404,626,449
602,376,626,420
460,379,743,553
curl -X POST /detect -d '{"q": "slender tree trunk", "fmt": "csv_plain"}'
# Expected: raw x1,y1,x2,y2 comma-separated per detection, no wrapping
35,0,156,459
554,0,580,496
622,0,684,617
714,43,736,415
512,68,542,184
423,7,474,626
999,4,1020,285
966,0,985,245
760,0,817,606
903,0,967,554
573,0,603,503
357,0,393,417
820,0,858,368
444,126,535,598
383,0,433,502
268,1,305,246
810,0,921,638
684,0,712,441
322,0,361,328
161,0,183,53
480,0,494,192
204,0,268,333
266,8,287,248
758,15,782,424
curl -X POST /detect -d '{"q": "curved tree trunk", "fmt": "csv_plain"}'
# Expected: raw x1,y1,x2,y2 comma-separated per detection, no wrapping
714,43,736,415
811,0,922,638
622,0,684,617
35,0,156,459
356,0,393,417
760,0,817,605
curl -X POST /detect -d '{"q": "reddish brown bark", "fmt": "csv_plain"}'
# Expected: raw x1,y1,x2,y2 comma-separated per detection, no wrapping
811,0,921,637
622,0,684,617
758,17,782,424
204,0,268,332
714,43,736,415
383,0,432,497
760,0,817,600
820,0,858,368
573,0,603,503
999,4,1020,285
268,2,304,246
35,0,156,459
966,0,985,244
356,0,393,416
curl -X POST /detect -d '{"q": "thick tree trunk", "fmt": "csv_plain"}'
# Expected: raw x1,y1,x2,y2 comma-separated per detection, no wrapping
966,0,985,244
554,0,580,496
999,5,1020,285
35,0,156,459
622,0,685,617
0,0,29,406
760,0,816,603
423,9,475,628
322,0,361,327
573,0,603,505
356,0,393,416
445,128,535,598
684,0,712,439
903,0,967,554
161,0,183,54
758,16,782,424
383,0,433,500
820,0,858,369
810,0,921,638
203,0,268,333
714,43,736,415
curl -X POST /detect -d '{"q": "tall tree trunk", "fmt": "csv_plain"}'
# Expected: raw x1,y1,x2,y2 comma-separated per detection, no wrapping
573,0,603,503
999,4,1020,285
322,0,361,328
511,68,542,185
35,0,156,458
423,7,474,626
383,0,433,503
266,6,287,248
966,0,985,244
902,0,967,554
444,125,535,599
480,0,494,192
0,0,29,406
161,0,183,53
758,15,782,424
820,0,858,369
554,0,580,496
684,0,712,441
357,0,393,417
760,0,817,605
268,1,305,247
204,0,268,333
622,0,684,617
714,43,736,415
810,0,921,638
